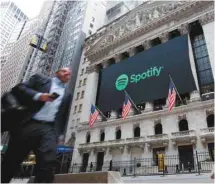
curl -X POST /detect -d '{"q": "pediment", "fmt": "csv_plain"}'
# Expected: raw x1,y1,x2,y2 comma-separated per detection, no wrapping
85,1,187,56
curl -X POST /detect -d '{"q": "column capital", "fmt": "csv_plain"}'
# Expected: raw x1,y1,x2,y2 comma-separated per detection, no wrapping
114,54,123,63
142,40,151,50
178,23,189,35
128,47,137,57
199,11,214,26
159,33,169,43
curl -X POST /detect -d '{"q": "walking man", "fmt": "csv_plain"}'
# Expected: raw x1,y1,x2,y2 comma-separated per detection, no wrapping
1,67,71,183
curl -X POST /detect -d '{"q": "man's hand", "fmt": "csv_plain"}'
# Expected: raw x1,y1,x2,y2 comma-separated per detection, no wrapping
39,93,54,102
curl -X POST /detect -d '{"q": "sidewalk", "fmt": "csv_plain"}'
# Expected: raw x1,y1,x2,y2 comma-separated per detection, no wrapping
123,173,213,183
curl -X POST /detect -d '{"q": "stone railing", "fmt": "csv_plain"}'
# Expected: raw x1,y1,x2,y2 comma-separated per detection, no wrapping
146,134,168,141
171,130,196,138
200,127,214,134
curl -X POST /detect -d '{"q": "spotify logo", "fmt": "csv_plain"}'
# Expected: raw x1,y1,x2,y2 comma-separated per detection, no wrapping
115,74,129,91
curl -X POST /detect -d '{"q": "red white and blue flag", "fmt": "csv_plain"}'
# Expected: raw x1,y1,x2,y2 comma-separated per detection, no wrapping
168,80,177,112
122,93,132,119
89,105,99,128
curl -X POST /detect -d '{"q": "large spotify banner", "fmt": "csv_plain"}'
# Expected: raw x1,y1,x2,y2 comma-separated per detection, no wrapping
97,35,197,112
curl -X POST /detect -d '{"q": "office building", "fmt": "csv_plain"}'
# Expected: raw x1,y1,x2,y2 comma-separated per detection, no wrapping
66,1,214,175
0,1,28,52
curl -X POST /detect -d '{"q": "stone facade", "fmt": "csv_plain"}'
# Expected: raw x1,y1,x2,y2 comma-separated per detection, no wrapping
65,1,214,173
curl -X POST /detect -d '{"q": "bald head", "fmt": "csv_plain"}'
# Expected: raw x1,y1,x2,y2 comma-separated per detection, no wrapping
56,67,71,83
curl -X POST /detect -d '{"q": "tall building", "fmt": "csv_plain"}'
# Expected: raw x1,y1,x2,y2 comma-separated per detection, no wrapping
1,21,26,68
0,1,28,52
105,0,144,24
65,1,214,175
1,18,40,96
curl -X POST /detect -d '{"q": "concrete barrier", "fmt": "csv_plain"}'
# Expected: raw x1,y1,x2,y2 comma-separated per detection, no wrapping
28,171,123,183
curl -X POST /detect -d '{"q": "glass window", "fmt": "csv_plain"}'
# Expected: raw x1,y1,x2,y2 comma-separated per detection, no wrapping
83,78,87,85
76,92,80,100
74,105,77,114
81,91,84,98
78,104,82,112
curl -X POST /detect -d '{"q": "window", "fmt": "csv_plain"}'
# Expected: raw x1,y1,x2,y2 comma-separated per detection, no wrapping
77,118,80,123
78,104,82,112
81,68,84,75
207,114,214,128
78,80,82,87
83,78,87,85
86,133,91,143
74,105,77,114
100,131,105,142
81,91,85,98
179,119,189,131
88,30,92,35
92,17,95,22
90,23,94,28
76,92,80,100
134,126,140,137
155,123,162,135
116,128,121,140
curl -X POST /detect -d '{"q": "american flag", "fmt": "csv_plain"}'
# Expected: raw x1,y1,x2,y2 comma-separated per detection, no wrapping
168,80,177,112
122,93,132,119
89,105,99,127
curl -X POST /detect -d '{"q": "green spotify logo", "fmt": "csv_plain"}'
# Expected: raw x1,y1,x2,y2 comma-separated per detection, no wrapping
115,74,129,91
115,66,164,91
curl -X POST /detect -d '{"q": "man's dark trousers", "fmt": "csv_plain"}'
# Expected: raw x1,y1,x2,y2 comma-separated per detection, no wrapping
1,120,57,183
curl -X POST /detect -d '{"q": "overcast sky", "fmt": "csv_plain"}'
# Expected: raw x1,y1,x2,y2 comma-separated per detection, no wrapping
12,0,45,19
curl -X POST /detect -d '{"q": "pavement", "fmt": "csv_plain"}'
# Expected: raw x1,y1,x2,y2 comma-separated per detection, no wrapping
10,173,213,183
123,173,214,183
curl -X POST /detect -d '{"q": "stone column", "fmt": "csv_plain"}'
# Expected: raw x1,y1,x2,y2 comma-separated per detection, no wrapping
110,111,117,120
178,23,189,35
144,102,153,112
81,66,100,122
190,90,201,103
159,33,169,43
102,60,109,68
128,47,137,57
114,54,123,63
142,40,151,50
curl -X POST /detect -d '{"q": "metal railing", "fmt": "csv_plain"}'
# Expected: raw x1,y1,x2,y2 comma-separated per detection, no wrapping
11,151,214,179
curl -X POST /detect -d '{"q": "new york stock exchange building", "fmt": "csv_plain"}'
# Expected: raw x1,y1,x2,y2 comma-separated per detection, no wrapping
68,1,214,176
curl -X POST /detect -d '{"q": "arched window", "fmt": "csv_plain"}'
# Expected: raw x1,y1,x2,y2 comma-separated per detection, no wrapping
100,131,105,142
86,133,91,143
207,114,214,128
116,129,121,140
155,123,162,135
179,119,189,131
134,126,140,137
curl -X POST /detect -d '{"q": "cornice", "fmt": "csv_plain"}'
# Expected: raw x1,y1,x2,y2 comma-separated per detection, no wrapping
85,1,213,64
78,100,214,131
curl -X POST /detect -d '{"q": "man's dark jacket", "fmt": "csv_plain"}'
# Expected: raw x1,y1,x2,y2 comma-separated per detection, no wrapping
2,74,71,136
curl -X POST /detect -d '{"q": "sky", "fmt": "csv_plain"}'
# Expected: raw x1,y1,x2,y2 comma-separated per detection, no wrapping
12,0,45,19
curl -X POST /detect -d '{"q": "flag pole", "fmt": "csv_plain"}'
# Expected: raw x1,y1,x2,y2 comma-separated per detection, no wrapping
168,74,185,105
124,90,141,113
95,105,107,121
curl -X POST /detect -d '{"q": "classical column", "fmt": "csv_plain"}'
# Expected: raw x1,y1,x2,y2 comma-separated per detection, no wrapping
81,65,100,122
159,33,169,43
114,54,123,63
190,90,201,103
142,40,151,50
144,102,153,112
128,47,137,57
102,60,109,68
178,23,189,35
110,111,117,120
